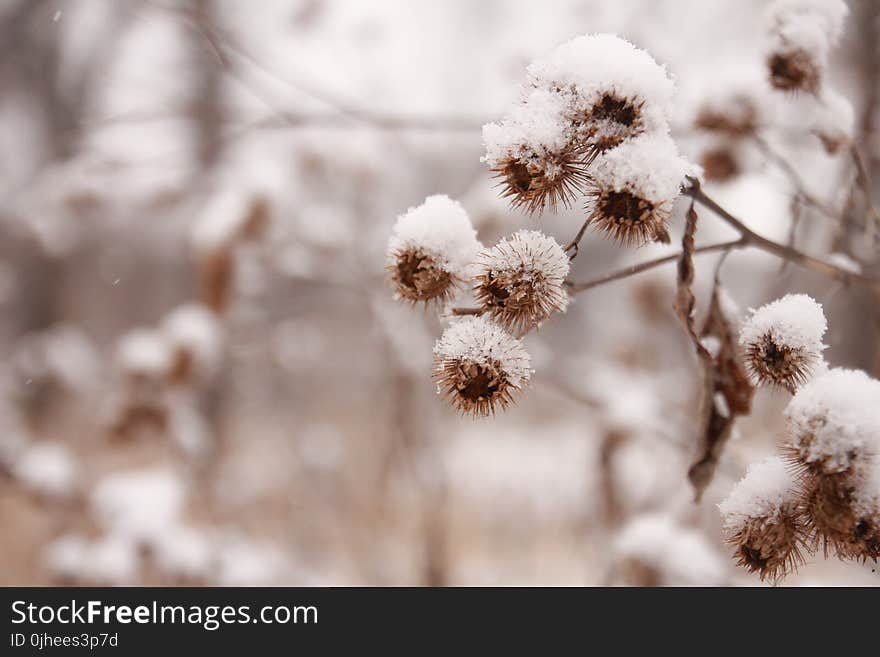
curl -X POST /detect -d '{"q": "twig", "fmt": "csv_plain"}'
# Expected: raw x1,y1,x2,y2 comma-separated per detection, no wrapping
563,217,592,259
753,135,838,218
850,145,880,243
780,194,803,274
564,239,745,294
455,179,880,316
683,178,880,294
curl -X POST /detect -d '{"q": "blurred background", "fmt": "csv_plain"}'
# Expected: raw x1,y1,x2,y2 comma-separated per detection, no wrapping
1,0,878,586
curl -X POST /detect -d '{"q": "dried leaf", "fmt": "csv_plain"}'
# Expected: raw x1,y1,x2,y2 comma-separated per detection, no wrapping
688,284,755,500
674,202,711,359
673,200,754,501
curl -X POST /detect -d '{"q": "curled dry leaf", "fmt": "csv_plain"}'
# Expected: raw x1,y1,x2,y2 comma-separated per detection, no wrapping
674,198,754,501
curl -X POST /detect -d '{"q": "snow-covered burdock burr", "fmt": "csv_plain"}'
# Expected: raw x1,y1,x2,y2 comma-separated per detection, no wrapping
585,133,691,246
474,230,570,335
527,33,675,158
739,293,827,392
783,368,880,561
385,195,481,305
718,456,806,581
481,34,676,216
432,316,532,417
482,89,589,215
764,0,849,94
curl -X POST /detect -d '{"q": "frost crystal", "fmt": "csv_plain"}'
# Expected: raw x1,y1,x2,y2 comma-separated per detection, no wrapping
784,368,880,474
433,316,531,416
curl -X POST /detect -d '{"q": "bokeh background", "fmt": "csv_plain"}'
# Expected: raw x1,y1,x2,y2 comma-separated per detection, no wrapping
1,0,878,586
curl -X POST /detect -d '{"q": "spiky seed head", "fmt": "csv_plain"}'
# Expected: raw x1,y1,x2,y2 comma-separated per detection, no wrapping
526,34,675,148
739,294,827,393
474,230,570,335
802,471,880,561
387,246,459,304
483,87,589,216
584,133,691,247
743,332,818,393
491,149,589,216
767,50,821,94
587,188,671,246
718,456,807,582
728,515,807,582
573,92,646,158
763,0,847,95
782,368,880,476
432,316,531,417
782,368,880,561
385,195,481,305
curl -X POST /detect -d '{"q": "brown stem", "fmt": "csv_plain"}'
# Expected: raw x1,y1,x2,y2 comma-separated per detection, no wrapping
564,217,592,259
455,181,880,316
684,179,880,294
565,239,745,294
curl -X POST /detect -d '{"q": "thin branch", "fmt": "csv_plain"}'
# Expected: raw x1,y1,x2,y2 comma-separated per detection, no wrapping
563,216,592,259
452,178,880,315
753,135,838,218
683,179,880,294
564,239,744,294
851,144,880,241
780,194,803,274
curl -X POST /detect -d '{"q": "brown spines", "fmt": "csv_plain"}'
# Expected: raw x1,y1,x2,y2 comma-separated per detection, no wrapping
387,246,459,305
586,188,671,246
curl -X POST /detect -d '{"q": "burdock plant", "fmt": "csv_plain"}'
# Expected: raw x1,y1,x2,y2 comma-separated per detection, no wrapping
385,11,880,581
